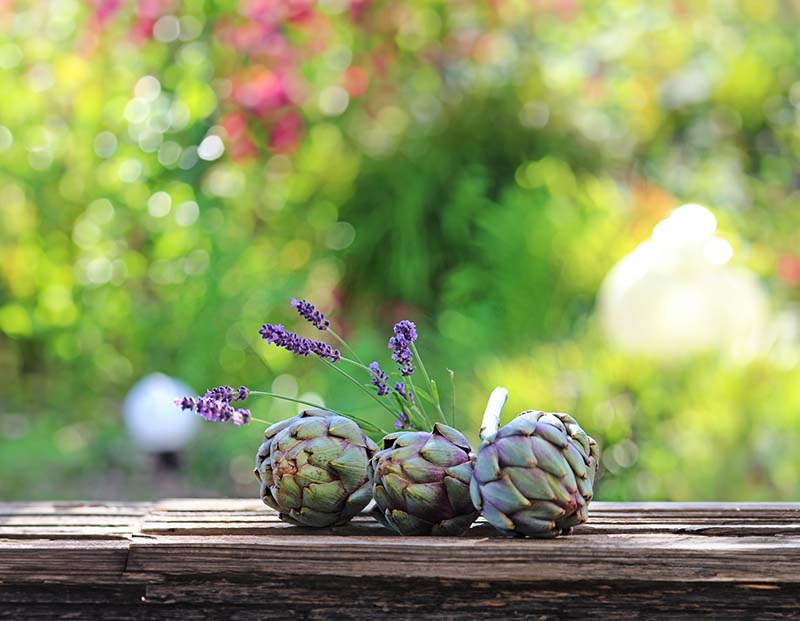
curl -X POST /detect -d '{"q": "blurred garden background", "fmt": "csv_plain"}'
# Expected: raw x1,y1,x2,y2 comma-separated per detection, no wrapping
1,0,799,502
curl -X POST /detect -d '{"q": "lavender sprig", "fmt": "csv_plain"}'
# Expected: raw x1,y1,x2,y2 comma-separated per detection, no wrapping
185,300,444,437
393,381,414,403
291,298,330,331
176,385,252,426
368,361,390,396
388,320,417,377
394,411,416,430
372,319,437,429
317,355,398,417
259,323,341,362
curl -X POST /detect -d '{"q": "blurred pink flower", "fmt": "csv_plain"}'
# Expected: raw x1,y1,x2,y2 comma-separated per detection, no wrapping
227,20,272,53
81,0,125,53
216,19,293,60
138,0,172,18
129,15,157,42
241,0,280,27
284,0,314,24
242,0,314,25
129,0,173,42
89,0,125,24
233,66,292,116
349,0,371,23
777,255,800,286
220,113,260,160
269,110,304,153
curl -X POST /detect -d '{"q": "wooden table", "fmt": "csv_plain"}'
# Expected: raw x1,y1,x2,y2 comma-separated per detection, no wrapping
1,500,798,619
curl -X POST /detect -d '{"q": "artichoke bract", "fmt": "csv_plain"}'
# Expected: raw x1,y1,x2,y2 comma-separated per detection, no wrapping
470,410,599,538
368,423,479,536
254,409,378,527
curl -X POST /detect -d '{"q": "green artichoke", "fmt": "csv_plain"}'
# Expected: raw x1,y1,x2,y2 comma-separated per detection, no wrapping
470,410,599,538
368,423,479,535
254,409,378,527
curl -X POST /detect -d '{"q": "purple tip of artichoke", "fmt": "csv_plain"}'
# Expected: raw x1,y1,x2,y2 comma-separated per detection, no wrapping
367,423,479,536
254,409,378,528
470,411,599,538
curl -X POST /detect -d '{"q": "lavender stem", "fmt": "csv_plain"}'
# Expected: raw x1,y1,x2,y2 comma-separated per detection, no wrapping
328,327,366,366
316,356,398,417
410,341,446,425
248,390,343,413
249,416,275,425
249,390,387,434
406,375,434,430
447,368,456,427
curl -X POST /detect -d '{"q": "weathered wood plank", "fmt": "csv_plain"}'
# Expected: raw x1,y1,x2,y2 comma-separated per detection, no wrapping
136,500,800,539
139,517,414,537
138,517,800,538
141,578,800,618
0,583,145,605
0,540,132,583
0,502,149,516
2,581,800,619
0,528,137,540
0,516,143,527
0,502,145,540
125,532,800,583
2,500,800,619
150,499,264,512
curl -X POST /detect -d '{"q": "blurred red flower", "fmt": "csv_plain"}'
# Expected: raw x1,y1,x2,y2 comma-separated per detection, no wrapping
220,113,260,160
777,255,800,286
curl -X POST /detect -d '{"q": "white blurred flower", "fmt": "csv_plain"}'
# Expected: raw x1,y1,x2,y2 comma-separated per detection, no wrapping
598,204,769,362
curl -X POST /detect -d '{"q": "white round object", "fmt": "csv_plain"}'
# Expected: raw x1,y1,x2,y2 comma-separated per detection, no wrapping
123,373,199,453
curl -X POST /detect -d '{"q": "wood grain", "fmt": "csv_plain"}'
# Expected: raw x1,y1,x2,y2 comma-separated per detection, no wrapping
2,500,799,619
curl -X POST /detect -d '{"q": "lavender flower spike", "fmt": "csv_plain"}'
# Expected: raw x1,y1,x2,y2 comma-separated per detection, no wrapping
259,323,341,362
206,385,249,403
369,361,390,396
388,319,417,377
393,382,414,403
176,385,252,426
232,408,251,426
393,411,415,430
291,298,330,330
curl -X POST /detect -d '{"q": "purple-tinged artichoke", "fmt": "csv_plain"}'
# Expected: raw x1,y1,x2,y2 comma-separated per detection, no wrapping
254,409,378,527
470,410,599,538
368,423,479,536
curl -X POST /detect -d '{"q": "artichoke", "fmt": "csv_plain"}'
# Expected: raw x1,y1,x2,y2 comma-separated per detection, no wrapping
368,423,479,535
254,409,378,527
470,410,599,538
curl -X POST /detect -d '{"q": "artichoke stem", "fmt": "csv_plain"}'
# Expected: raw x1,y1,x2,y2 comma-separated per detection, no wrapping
479,387,508,442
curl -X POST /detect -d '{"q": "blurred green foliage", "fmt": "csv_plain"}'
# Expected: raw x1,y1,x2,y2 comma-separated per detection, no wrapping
1,0,799,501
